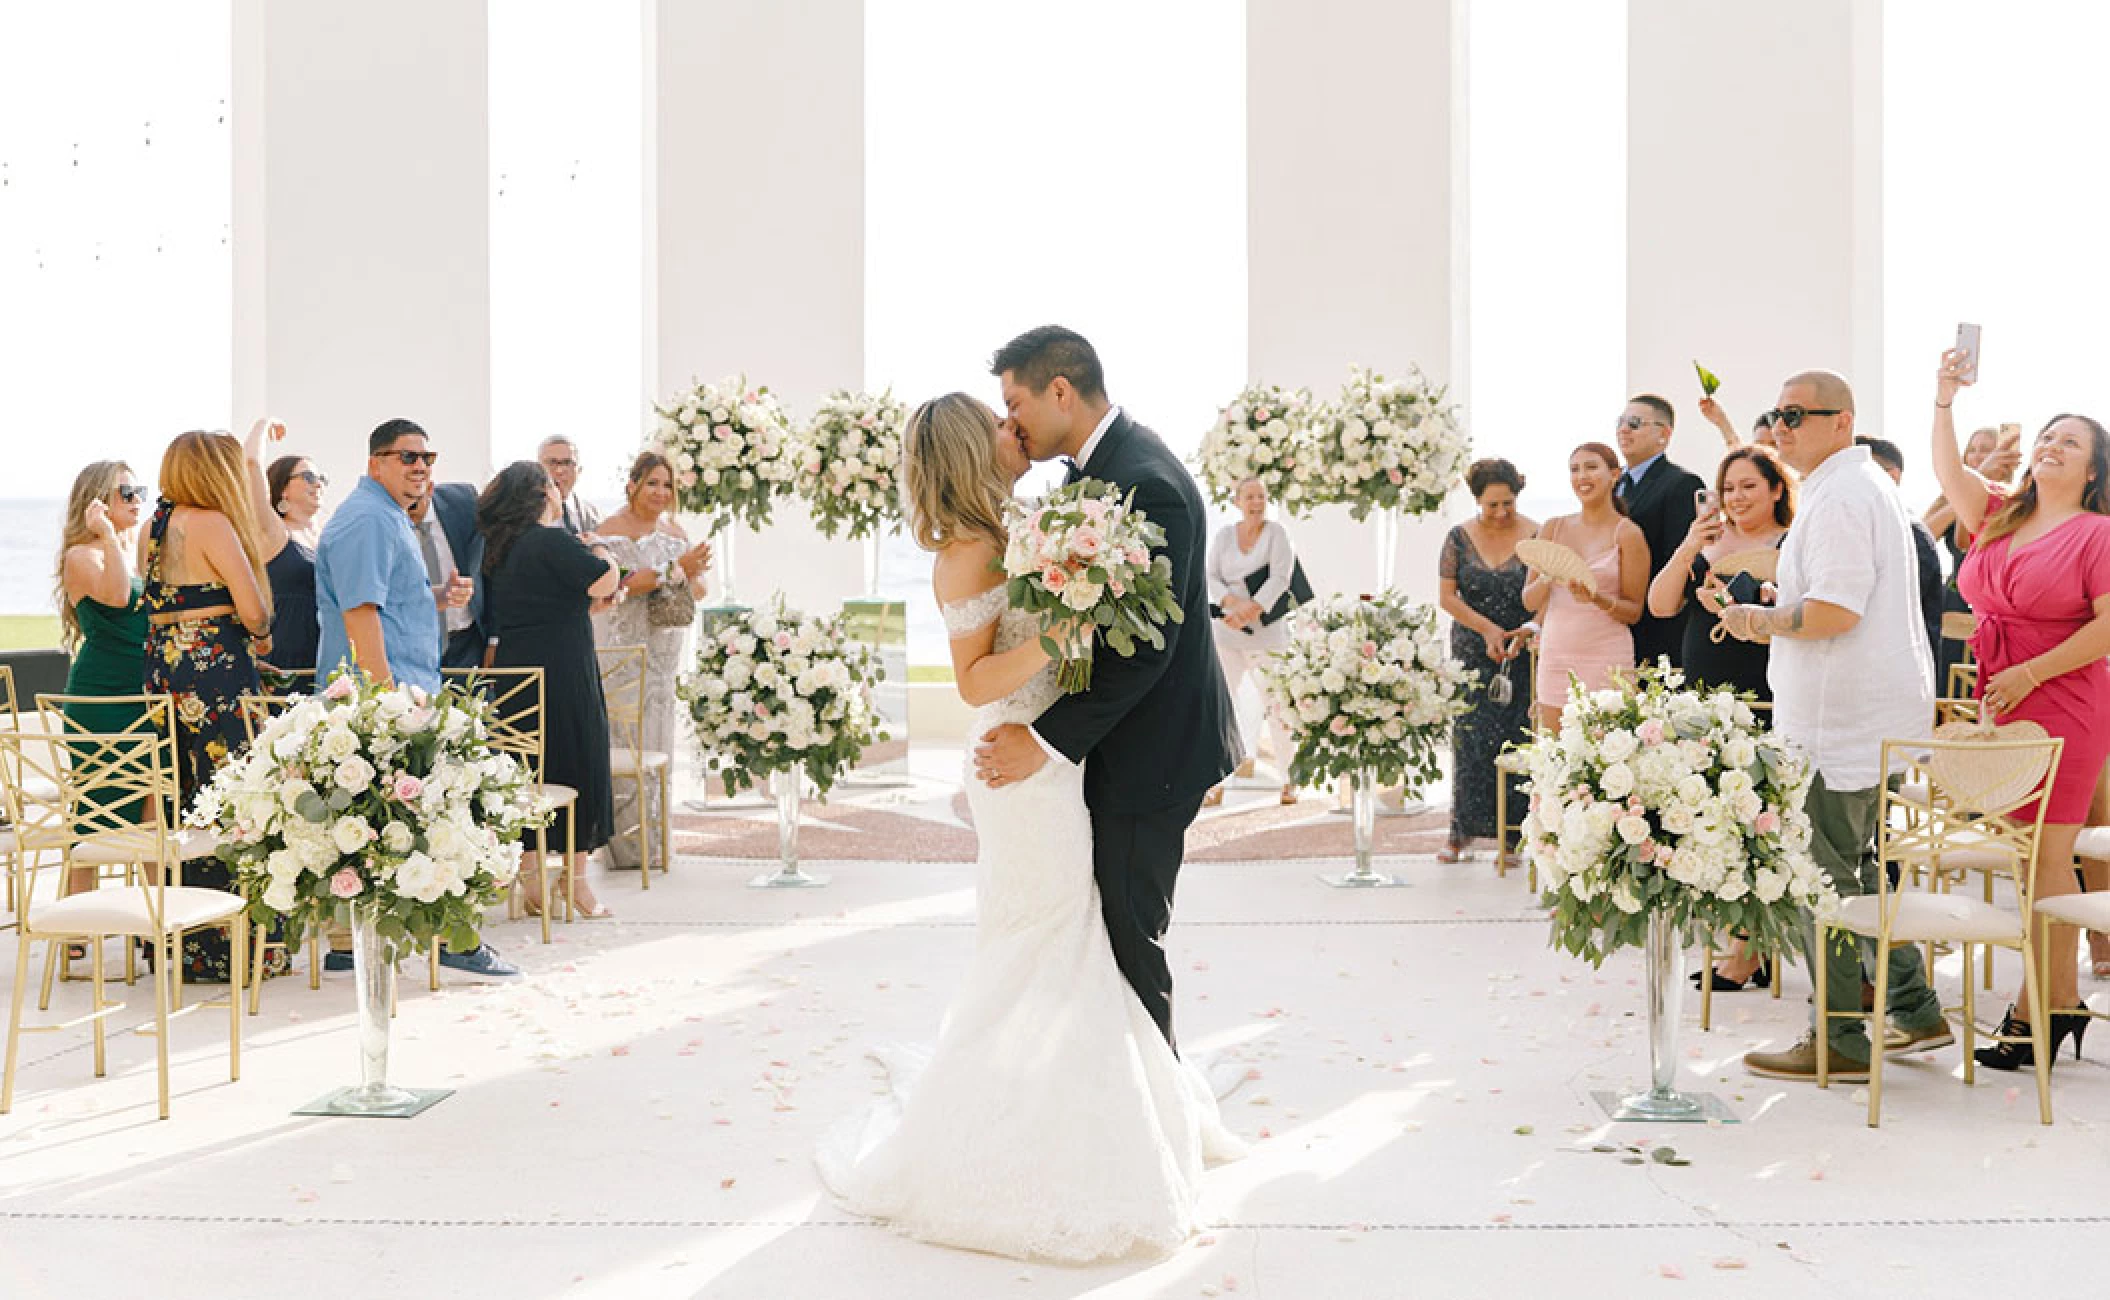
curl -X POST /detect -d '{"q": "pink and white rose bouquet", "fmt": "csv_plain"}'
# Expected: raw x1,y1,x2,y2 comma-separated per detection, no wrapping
793,388,908,541
1519,664,1835,965
1194,383,1324,515
1311,365,1470,519
1000,480,1183,693
647,375,799,531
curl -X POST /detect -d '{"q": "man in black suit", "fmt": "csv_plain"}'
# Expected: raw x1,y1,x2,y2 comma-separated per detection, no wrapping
971,326,1241,1052
1614,394,1707,669
407,482,489,669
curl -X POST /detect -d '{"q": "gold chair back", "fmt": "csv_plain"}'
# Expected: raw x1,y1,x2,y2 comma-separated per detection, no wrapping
442,666,549,784
596,645,649,758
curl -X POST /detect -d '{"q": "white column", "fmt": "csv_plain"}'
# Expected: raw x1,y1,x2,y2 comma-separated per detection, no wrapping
1627,0,1884,464
231,0,492,492
1246,0,1468,607
646,0,864,614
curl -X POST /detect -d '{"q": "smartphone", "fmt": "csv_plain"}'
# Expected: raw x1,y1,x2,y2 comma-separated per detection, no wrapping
1694,488,1719,516
1955,322,1982,383
1996,420,2022,452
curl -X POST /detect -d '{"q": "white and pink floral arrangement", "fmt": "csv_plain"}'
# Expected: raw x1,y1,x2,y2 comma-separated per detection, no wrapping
647,375,800,531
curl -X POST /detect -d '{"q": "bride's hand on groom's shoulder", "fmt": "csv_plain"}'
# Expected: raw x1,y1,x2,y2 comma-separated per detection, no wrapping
973,723,1049,789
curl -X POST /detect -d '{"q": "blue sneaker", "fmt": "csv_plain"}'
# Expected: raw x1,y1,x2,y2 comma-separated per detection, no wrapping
323,951,354,973
437,944,521,980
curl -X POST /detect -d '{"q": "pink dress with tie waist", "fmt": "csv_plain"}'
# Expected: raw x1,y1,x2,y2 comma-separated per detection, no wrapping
1535,546,1635,712
1956,504,2110,823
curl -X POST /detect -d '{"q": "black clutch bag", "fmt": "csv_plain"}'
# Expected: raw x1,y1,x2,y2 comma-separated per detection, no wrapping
1209,560,1314,634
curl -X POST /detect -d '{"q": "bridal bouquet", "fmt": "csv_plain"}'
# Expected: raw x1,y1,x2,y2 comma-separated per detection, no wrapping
1312,365,1470,519
676,597,886,798
794,388,909,541
1001,481,1183,693
1260,592,1475,792
1519,664,1836,966
188,672,548,954
1194,383,1324,515
647,375,799,531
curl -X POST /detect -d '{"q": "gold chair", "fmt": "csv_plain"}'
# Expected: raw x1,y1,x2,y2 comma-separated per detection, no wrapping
235,690,327,1010
0,667,66,927
1942,611,1978,701
1816,728,2062,1127
0,727,245,1120
445,667,575,943
2022,825,2110,1044
1492,646,1538,884
596,645,673,888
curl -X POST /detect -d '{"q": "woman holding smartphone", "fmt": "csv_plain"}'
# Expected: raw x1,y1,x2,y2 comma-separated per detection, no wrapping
1645,447,1795,701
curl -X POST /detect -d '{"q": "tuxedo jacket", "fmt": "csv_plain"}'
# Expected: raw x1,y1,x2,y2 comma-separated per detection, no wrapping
1620,454,1706,668
431,481,489,639
1033,413,1241,816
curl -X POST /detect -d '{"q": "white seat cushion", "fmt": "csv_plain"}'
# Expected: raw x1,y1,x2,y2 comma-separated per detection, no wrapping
2077,827,2110,862
31,884,245,937
69,827,219,865
536,782,578,806
1893,777,1931,807
1834,893,2023,945
607,749,670,776
2033,892,2110,930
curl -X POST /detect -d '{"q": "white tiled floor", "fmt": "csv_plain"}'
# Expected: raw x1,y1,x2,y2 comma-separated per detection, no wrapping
3,840,2108,1299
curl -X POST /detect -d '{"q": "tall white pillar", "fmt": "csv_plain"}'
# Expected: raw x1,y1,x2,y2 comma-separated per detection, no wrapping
231,0,492,492
1246,0,1467,607
1627,0,1884,464
647,0,864,613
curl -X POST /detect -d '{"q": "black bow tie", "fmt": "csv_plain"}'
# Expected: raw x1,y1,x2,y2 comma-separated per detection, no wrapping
1062,458,1083,486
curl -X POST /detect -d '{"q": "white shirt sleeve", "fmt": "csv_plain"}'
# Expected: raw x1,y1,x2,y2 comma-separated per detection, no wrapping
1205,524,1235,602
1027,725,1078,767
1794,494,1878,617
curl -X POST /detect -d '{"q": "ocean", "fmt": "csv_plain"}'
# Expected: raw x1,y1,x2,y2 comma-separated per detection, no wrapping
0,500,66,617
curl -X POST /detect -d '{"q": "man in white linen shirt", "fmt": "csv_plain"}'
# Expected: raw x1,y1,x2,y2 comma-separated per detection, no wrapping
1716,370,1950,1082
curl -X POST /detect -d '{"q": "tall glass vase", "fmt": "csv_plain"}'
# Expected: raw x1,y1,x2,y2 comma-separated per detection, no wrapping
1373,507,1401,593
292,900,451,1118
717,525,740,608
1594,910,1732,1122
1319,769,1405,888
863,531,883,600
749,768,829,888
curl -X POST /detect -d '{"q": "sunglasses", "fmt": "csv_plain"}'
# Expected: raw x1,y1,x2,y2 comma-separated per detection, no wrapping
1616,415,1667,432
295,470,329,487
1759,407,1843,431
543,456,577,470
114,484,149,504
383,450,438,467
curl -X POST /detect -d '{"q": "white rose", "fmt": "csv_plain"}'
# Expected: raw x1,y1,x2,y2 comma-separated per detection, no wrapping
319,727,360,762
395,852,445,903
1614,814,1650,846
262,878,299,912
1598,730,1639,763
1598,762,1636,800
331,816,375,855
381,821,415,854
333,754,377,793
1722,736,1758,770
1751,867,1788,904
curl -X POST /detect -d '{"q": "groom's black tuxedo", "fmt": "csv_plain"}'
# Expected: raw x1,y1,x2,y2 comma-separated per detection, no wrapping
1034,412,1241,1050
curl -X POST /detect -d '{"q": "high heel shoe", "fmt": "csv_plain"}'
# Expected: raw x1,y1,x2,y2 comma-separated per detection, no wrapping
1973,1004,2091,1071
1689,959,1771,992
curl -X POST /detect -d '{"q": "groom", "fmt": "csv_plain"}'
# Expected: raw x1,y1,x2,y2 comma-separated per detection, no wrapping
973,325,1241,1051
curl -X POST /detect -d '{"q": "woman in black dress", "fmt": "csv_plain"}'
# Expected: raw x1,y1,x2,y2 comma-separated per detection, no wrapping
478,462,620,918
243,418,327,680
1438,459,1537,862
1646,446,1794,702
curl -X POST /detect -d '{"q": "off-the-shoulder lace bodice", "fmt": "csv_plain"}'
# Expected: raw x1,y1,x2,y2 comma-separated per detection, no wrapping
939,586,1060,727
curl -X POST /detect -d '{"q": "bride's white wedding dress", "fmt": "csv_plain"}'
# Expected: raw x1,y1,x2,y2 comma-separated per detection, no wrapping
814,585,1244,1263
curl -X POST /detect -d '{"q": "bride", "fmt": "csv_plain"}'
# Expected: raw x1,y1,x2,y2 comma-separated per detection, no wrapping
814,392,1242,1263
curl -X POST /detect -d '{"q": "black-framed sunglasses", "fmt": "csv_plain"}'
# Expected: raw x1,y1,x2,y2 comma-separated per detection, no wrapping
296,469,329,487
1616,415,1667,432
1759,406,1843,431
386,450,438,467
114,484,148,504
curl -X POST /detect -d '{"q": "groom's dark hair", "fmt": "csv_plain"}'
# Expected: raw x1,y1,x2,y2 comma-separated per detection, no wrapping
990,325,1106,401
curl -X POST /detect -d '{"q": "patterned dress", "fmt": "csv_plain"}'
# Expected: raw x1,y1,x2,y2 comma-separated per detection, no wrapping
142,501,286,983
1442,526,1532,843
591,529,691,867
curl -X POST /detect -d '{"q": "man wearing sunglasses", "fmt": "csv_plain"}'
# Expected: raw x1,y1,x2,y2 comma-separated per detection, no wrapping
314,418,522,981
1613,395,1707,669
1717,372,1944,1082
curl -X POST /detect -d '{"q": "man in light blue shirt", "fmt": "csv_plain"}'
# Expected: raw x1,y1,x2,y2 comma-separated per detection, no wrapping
316,419,444,694
314,419,518,980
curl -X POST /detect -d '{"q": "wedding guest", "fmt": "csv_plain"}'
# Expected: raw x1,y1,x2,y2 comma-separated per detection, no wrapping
1932,350,2110,1070
1203,476,1301,807
54,460,150,893
1858,436,1944,683
1722,370,1949,1082
1647,445,1793,992
1927,425,2022,689
242,419,325,675
480,461,620,918
405,487,484,670
1612,395,1707,668
539,436,601,536
141,431,284,983
315,419,517,979
1522,442,1647,733
1700,396,1781,453
1647,446,1794,700
591,451,710,867
1439,458,1536,861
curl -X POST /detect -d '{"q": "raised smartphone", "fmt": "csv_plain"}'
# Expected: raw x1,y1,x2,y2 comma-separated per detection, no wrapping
1955,322,1982,383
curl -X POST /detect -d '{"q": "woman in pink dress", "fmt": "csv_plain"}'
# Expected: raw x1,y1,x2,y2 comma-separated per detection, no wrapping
1523,441,1649,732
1933,348,2110,1070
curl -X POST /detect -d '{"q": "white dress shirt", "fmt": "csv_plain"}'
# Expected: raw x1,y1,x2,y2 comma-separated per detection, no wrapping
417,512,476,635
1766,445,1934,790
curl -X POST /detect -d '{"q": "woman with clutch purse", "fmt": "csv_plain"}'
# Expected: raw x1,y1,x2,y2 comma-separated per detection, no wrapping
1205,477,1304,806
592,451,711,869
1439,459,1538,862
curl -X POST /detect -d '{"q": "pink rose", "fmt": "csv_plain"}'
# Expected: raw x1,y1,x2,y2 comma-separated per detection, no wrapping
324,675,355,700
1361,640,1379,658
1125,548,1148,567
714,423,736,440
679,470,698,488
774,632,794,651
1754,810,1781,835
1255,407,1272,422
1637,719,1666,746
1071,528,1105,559
1080,498,1110,522
393,773,424,802
1328,716,1356,737
1387,467,1405,485
1109,580,1126,598
1042,566,1069,592
329,868,364,900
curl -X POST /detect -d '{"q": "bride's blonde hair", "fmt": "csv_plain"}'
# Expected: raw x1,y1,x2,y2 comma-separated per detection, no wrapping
903,393,1009,552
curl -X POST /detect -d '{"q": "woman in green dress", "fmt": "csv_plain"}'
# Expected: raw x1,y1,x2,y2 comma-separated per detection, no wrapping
53,460,152,892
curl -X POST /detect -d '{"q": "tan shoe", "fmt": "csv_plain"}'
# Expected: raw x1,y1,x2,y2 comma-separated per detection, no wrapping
1744,1033,1869,1082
